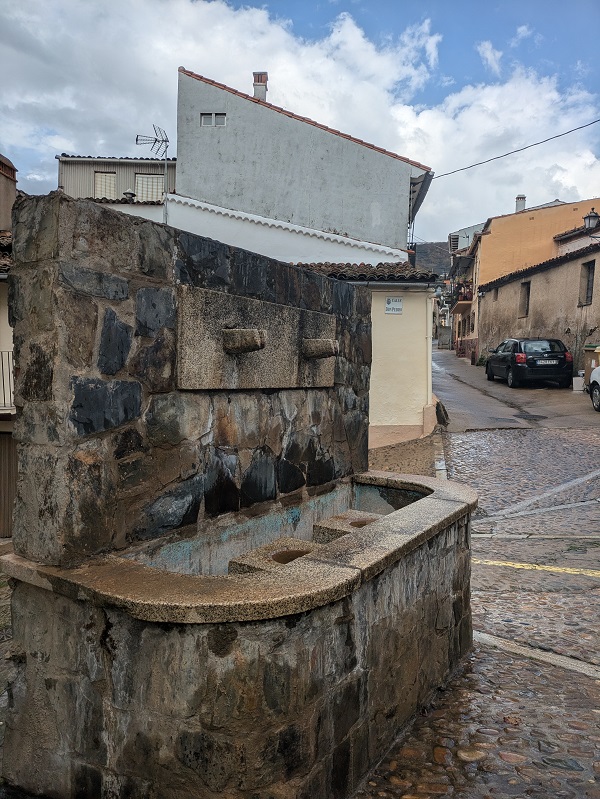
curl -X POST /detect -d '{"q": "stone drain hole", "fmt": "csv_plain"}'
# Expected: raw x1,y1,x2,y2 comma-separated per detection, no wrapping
271,549,311,564
350,519,372,528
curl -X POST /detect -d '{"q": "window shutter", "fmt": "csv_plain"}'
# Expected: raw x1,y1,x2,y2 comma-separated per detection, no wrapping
94,172,116,199
134,174,164,202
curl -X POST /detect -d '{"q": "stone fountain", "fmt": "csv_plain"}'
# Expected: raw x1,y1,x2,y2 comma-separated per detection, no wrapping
1,193,476,798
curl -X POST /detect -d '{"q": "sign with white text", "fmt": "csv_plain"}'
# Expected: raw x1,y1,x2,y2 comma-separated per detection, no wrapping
385,297,403,315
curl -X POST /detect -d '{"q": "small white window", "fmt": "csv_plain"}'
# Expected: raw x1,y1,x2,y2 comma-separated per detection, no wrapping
94,172,116,199
200,113,226,127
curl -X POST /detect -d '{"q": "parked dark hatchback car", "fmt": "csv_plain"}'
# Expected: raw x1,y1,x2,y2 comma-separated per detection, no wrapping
485,338,573,388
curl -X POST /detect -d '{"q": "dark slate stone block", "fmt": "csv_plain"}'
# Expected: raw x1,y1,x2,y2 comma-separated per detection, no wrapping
73,762,103,799
331,739,351,799
263,259,279,304
355,320,372,364
137,221,175,279
304,438,335,486
135,474,203,540
333,679,361,745
240,447,277,507
175,233,231,288
263,659,291,715
203,448,240,517
21,342,53,402
7,274,23,328
300,269,332,313
276,724,307,779
59,263,129,300
113,428,146,460
128,329,176,392
332,280,354,318
97,308,133,375
70,377,142,435
207,626,238,658
274,263,302,307
135,287,175,338
176,730,243,792
354,284,371,318
230,250,267,300
276,458,306,494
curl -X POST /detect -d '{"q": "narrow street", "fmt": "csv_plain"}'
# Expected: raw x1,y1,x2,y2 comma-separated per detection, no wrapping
357,350,600,798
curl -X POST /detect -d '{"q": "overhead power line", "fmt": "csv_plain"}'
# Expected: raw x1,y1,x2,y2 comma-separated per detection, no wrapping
411,236,449,252
433,117,600,179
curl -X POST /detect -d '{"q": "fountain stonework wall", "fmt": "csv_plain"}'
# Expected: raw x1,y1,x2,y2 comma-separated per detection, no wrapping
2,193,476,799
8,192,370,567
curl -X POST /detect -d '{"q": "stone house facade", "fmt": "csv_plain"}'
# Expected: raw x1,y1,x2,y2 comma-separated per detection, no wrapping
450,196,600,361
478,240,600,368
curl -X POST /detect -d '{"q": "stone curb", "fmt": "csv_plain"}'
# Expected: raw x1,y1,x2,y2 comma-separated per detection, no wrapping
433,428,448,480
474,631,600,678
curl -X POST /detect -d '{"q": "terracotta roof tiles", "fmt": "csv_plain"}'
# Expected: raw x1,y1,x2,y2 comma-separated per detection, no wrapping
299,262,438,282
57,154,176,162
479,241,600,291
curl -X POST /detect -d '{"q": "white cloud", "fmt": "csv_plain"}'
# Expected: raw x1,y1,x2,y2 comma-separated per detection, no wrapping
401,69,600,238
0,1,598,242
476,41,503,76
510,25,533,47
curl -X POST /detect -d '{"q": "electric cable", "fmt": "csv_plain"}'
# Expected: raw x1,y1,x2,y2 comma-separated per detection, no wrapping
433,117,600,179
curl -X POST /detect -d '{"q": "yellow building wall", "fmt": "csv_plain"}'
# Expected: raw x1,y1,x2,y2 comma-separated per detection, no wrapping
479,199,600,285
369,289,432,431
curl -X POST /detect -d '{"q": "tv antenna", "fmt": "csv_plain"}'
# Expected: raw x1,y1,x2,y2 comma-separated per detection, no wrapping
136,124,169,158
135,124,170,222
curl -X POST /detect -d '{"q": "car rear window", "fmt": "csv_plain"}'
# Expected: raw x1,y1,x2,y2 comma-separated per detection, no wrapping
522,340,565,354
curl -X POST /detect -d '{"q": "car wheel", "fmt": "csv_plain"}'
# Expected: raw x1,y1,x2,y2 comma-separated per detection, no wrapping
507,368,519,388
486,364,494,381
592,383,600,412
559,377,572,389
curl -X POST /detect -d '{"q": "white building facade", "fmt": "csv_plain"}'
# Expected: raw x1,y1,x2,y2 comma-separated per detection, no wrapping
176,68,432,251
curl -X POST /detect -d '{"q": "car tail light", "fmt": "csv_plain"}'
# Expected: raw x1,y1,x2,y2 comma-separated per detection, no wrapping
515,352,527,364
565,352,573,362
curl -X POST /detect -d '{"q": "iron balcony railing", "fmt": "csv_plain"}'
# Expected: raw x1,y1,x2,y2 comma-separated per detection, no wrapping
0,351,14,410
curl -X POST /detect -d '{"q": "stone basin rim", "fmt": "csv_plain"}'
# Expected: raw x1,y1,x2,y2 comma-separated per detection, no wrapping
1,472,477,624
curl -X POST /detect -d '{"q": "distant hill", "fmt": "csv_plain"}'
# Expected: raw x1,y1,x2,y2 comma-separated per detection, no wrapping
413,242,448,277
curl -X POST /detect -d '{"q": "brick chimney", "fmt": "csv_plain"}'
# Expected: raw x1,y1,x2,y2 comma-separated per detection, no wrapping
515,194,526,212
253,72,268,101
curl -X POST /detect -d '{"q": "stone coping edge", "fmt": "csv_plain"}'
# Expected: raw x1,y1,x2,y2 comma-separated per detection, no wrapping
1,473,477,624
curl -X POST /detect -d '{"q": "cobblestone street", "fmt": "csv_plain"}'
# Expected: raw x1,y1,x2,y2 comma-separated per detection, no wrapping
355,354,600,799
1,354,599,797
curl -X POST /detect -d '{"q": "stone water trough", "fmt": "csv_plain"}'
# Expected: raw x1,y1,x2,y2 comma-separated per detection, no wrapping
1,194,476,799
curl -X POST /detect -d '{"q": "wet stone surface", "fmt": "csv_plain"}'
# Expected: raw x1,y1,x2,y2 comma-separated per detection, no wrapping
2,424,599,796
354,646,600,799
355,428,600,799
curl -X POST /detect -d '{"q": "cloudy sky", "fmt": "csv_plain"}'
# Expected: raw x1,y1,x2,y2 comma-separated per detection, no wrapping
2,0,599,242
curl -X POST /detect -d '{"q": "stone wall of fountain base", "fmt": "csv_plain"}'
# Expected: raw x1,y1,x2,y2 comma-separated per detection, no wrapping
2,473,474,799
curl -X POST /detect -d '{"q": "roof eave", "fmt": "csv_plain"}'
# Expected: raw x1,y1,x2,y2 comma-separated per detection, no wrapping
178,67,432,172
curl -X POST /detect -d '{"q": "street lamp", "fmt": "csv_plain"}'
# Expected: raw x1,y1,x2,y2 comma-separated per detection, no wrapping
583,207,600,231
